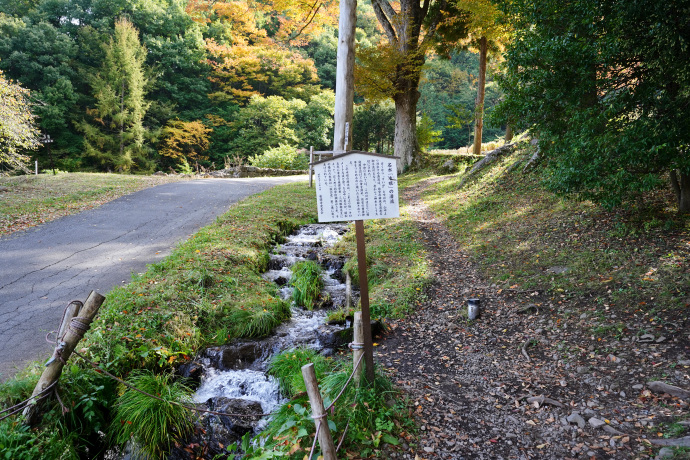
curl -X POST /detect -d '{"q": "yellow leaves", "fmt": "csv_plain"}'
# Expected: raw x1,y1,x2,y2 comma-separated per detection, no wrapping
289,443,301,454
159,120,212,161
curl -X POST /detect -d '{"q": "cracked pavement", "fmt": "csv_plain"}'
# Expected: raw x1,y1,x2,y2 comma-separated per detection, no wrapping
0,176,307,380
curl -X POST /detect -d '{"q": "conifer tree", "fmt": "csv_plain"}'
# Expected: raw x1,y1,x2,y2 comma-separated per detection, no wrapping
80,18,151,172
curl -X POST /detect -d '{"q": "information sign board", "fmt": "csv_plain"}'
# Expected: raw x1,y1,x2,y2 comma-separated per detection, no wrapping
312,151,399,222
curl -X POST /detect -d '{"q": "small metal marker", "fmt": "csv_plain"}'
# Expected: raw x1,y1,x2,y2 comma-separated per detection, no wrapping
468,298,480,320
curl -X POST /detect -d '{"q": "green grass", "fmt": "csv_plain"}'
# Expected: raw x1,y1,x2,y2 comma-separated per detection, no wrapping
329,178,433,319
0,172,188,236
421,143,690,332
268,347,330,397
290,260,324,309
255,349,413,459
110,371,194,459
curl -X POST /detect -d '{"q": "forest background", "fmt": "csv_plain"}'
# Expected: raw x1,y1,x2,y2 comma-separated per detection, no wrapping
0,0,503,174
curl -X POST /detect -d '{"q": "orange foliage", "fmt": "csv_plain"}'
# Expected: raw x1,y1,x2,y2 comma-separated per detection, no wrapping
206,39,319,104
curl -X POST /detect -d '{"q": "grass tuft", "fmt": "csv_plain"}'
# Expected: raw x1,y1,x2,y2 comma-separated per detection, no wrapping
290,260,324,309
110,370,194,459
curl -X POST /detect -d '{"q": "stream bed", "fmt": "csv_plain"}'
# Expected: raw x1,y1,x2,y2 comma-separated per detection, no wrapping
170,223,356,458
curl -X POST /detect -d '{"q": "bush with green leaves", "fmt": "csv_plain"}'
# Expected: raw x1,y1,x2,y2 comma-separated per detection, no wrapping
249,144,308,171
110,370,194,459
289,260,323,308
496,0,690,211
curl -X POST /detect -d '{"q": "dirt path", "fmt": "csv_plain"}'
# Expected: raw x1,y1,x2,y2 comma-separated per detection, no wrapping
377,177,689,460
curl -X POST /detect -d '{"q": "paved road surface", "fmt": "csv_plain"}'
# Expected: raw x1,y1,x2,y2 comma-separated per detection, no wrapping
0,176,308,380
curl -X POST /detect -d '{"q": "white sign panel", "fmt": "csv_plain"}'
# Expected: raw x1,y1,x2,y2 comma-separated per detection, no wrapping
313,152,399,222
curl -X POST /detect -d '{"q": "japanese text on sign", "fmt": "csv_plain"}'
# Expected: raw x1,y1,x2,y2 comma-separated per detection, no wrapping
313,152,399,222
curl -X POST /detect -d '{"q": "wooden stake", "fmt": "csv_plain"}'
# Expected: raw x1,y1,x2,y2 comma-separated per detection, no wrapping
57,301,82,340
352,311,364,386
355,220,375,383
23,291,106,425
345,271,352,309
309,146,314,188
301,363,337,460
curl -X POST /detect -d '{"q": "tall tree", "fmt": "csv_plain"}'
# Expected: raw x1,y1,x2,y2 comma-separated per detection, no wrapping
80,18,151,172
498,0,690,212
356,0,467,171
453,0,508,155
0,69,40,170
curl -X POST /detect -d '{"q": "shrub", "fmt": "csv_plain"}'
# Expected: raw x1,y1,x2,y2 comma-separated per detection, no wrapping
249,144,308,170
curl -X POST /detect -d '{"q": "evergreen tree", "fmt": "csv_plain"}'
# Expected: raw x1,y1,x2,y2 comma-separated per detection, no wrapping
80,18,151,172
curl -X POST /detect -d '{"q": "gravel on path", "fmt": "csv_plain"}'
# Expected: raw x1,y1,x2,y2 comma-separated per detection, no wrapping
376,177,689,460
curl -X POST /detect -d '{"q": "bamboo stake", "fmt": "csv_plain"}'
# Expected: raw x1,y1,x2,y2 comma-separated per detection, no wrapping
23,291,106,425
301,363,337,460
352,311,363,386
355,220,375,383
309,146,314,188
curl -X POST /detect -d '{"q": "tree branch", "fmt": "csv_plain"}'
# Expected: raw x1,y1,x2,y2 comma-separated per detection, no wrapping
420,0,447,48
288,0,322,44
371,0,398,43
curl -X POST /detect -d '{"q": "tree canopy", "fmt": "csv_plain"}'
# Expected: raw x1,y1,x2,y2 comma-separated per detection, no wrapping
497,0,690,212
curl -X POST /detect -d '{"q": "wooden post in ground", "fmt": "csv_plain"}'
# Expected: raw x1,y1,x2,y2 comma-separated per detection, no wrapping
301,363,337,460
309,146,314,188
23,291,106,424
345,271,352,308
352,311,364,386
355,220,375,383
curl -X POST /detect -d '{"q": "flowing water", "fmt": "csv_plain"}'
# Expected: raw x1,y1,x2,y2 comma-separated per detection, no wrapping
180,223,355,456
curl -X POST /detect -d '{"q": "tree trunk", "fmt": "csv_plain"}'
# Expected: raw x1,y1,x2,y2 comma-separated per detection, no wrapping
333,0,357,152
393,88,420,173
120,80,125,160
505,123,514,143
670,170,690,213
472,36,488,156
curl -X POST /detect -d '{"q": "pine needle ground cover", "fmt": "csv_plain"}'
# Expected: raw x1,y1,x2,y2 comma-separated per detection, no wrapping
422,145,690,341
0,172,188,236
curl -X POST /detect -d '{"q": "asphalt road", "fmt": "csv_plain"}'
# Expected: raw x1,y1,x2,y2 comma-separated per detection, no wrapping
0,176,308,380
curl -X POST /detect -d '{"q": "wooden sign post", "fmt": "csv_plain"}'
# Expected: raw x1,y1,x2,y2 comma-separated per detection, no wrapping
311,151,399,382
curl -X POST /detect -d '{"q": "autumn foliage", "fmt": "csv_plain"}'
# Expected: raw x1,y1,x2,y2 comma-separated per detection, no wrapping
159,120,212,161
